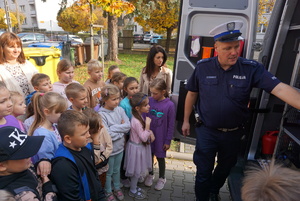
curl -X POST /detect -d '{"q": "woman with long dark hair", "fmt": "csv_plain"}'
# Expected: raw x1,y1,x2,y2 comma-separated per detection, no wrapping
139,45,172,95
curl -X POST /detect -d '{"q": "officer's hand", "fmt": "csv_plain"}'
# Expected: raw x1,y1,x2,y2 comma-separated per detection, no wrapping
182,121,190,137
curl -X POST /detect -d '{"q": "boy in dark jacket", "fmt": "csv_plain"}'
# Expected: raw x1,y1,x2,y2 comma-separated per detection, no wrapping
50,110,106,201
0,126,57,201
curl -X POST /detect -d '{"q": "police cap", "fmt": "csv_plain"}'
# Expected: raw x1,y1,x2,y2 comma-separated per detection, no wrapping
209,20,243,42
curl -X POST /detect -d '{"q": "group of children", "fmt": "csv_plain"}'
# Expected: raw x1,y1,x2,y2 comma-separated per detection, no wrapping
0,57,175,201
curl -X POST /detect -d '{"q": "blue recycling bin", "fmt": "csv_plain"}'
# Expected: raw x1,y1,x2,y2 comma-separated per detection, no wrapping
27,42,63,49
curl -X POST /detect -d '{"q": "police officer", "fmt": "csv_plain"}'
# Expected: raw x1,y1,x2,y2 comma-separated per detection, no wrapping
182,20,300,201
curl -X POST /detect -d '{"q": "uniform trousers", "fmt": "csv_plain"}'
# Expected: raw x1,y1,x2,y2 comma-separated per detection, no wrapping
194,126,242,201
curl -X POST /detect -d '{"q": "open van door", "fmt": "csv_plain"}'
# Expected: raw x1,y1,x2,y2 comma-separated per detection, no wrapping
228,0,300,200
172,0,259,144
171,0,300,200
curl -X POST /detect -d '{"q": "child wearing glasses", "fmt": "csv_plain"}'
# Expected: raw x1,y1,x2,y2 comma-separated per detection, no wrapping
123,92,155,199
145,78,175,190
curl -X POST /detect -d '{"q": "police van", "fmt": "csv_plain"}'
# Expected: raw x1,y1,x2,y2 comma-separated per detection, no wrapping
171,0,300,200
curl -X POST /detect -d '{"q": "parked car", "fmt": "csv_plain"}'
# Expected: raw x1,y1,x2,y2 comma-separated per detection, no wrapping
84,36,108,45
133,34,144,43
59,35,83,43
84,36,102,45
143,34,153,43
69,35,83,43
17,33,50,46
150,35,163,44
58,35,83,44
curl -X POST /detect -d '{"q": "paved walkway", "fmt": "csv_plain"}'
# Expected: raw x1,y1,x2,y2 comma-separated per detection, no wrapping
121,151,231,201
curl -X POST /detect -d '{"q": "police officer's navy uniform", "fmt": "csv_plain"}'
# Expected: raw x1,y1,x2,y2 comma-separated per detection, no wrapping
187,57,280,129
186,20,281,201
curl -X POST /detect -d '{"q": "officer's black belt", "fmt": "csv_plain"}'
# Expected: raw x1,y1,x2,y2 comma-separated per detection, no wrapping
217,127,239,132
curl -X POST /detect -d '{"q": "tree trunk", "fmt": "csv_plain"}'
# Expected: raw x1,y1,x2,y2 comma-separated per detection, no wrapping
165,28,173,53
107,15,119,61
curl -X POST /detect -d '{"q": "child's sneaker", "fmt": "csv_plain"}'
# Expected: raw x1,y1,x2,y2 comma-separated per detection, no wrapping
138,176,145,183
113,189,124,200
136,187,146,194
144,174,154,187
154,178,166,190
128,189,146,200
106,192,116,201
121,178,131,188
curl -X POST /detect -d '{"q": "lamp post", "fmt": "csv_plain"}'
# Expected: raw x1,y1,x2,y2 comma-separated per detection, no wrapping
90,3,94,60
4,0,12,32
14,0,22,33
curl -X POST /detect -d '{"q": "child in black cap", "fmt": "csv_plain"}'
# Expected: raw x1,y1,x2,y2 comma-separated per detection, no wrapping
0,126,57,201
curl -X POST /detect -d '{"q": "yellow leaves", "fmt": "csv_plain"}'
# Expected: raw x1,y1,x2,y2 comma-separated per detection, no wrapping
76,0,135,17
57,4,97,33
135,0,180,34
0,9,18,29
77,0,136,17
258,0,275,26
93,8,107,29
90,0,135,17
57,0,135,32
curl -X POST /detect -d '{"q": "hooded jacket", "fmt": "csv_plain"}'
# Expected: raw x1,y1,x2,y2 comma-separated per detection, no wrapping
98,106,130,156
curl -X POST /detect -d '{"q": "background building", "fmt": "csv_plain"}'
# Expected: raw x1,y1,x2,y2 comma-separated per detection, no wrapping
0,0,65,32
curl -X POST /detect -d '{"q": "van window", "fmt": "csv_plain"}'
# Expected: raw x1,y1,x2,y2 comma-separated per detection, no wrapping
189,0,248,10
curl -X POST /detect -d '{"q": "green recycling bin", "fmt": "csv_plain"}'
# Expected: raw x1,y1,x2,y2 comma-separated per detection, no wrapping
23,47,61,83
70,47,75,65
72,44,85,65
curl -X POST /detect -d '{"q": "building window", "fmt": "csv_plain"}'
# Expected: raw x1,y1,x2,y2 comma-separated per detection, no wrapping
31,17,37,25
22,18,27,25
30,4,35,11
20,5,25,12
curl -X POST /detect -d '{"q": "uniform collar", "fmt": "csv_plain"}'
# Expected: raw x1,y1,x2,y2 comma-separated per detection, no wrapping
215,58,235,71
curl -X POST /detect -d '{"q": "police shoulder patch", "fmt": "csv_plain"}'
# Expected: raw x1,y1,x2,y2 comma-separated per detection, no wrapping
197,57,212,64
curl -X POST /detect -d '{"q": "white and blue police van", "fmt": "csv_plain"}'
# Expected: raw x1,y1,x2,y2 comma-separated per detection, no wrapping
171,0,300,200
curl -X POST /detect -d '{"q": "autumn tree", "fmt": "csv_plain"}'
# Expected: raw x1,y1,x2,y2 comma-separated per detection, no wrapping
57,4,97,33
0,9,18,29
45,0,134,61
258,0,275,32
133,0,180,53
93,8,107,30
11,11,25,32
76,0,135,61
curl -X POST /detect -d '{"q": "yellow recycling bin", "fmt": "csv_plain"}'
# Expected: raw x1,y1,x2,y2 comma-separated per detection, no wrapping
23,47,61,83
